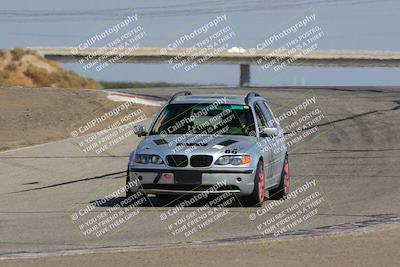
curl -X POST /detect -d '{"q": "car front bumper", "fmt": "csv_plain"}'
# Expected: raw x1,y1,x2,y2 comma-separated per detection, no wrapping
128,167,256,196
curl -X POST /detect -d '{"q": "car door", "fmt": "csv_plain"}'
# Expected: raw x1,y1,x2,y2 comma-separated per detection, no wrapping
258,100,286,183
253,102,274,185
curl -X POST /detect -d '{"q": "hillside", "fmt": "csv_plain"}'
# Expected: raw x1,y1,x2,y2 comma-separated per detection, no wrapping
0,48,102,89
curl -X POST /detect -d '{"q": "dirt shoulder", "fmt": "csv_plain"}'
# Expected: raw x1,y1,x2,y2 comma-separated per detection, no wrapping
0,87,159,151
2,224,399,267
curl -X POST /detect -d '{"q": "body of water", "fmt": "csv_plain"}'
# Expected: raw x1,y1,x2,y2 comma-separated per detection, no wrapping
1,0,399,86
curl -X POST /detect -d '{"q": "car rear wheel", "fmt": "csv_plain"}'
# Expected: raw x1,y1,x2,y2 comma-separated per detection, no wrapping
269,155,290,200
242,160,265,207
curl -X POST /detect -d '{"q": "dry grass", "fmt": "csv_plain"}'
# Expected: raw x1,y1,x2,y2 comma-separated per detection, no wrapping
0,48,102,89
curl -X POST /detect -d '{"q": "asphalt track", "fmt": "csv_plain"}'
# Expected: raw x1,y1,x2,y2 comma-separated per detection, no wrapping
1,86,399,257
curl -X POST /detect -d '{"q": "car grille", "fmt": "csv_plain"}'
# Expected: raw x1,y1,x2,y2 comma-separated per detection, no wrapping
190,155,213,167
166,155,188,167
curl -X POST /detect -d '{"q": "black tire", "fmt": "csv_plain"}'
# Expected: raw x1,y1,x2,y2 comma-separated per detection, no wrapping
156,194,175,198
126,169,134,198
242,160,265,207
156,194,176,202
269,155,289,200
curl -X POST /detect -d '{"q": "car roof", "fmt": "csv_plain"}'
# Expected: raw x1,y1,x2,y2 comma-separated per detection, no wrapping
170,95,261,105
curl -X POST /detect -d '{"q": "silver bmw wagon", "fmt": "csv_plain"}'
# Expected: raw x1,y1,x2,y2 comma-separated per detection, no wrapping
127,91,290,206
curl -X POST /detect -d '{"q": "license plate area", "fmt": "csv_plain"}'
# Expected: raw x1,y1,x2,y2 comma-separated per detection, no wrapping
174,171,202,185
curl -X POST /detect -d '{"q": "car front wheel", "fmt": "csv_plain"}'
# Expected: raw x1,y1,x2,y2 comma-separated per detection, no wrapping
126,169,134,198
242,160,265,207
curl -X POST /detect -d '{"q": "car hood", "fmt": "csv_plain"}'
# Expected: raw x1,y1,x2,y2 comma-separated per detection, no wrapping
134,134,257,157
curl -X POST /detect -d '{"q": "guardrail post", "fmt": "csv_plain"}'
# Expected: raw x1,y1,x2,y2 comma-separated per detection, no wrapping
240,64,250,87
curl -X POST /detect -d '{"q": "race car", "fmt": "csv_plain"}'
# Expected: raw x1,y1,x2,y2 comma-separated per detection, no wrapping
126,91,290,206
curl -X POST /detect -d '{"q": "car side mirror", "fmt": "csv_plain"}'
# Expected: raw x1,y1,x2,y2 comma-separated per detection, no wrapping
133,124,147,137
260,126,278,137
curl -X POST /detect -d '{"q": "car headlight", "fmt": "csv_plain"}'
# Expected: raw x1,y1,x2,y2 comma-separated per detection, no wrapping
133,154,164,164
215,155,251,165
215,155,230,165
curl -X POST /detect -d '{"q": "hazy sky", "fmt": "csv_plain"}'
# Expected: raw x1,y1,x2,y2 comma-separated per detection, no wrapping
1,0,399,86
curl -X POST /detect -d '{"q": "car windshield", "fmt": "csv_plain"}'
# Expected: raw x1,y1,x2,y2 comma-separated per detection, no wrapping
149,103,255,136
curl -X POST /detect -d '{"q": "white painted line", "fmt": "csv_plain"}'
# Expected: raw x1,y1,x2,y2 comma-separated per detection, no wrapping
107,92,165,107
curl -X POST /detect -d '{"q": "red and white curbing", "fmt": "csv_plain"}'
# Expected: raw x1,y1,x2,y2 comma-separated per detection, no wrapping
107,92,165,107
